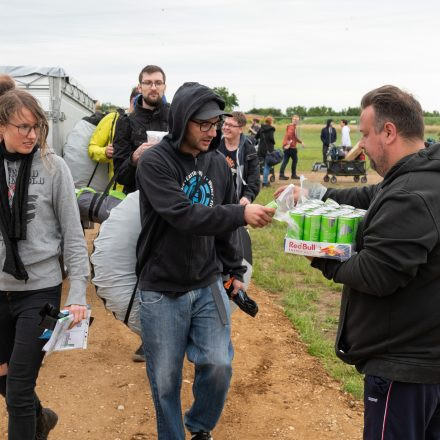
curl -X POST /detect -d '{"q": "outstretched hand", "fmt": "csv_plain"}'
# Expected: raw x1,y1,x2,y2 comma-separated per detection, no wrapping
244,204,275,228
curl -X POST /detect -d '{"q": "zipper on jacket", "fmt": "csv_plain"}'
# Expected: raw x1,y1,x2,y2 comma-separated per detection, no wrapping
187,156,198,283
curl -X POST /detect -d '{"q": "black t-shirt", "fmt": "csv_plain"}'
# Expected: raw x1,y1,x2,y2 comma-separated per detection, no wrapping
218,143,237,171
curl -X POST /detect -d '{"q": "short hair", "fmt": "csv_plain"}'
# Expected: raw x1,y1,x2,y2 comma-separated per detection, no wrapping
0,75,15,97
129,86,138,101
265,116,273,125
138,65,166,84
361,85,424,140
252,118,260,123
341,119,348,125
230,111,247,127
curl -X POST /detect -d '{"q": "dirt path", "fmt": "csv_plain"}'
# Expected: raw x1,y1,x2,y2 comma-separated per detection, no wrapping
1,171,376,439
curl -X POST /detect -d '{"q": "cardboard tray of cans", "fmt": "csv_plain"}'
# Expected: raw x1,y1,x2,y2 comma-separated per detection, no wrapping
284,237,355,261
281,198,365,261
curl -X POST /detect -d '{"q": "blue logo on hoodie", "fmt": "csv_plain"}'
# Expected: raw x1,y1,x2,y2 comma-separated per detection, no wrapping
182,172,213,207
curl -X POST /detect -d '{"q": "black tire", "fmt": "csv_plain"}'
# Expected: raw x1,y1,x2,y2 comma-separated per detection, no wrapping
361,176,368,183
270,175,275,183
323,175,330,182
354,175,360,182
330,176,337,184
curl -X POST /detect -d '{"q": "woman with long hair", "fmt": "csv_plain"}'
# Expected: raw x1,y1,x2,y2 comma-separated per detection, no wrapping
0,89,89,439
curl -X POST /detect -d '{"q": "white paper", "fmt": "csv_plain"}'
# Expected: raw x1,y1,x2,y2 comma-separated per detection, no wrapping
43,310,91,354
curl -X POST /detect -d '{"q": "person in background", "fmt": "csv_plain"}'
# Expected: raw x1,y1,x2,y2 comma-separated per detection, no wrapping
0,89,89,440
256,116,276,187
218,111,260,205
279,114,303,180
88,87,138,193
113,65,169,194
248,117,261,145
340,119,352,151
320,119,336,164
136,82,275,440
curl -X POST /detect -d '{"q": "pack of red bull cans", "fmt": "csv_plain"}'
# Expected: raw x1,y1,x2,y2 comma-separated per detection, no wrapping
283,199,366,260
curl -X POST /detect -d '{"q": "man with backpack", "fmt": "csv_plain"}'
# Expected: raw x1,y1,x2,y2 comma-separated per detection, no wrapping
136,82,275,440
113,65,169,194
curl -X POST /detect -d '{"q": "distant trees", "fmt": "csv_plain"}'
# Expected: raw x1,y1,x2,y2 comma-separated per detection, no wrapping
247,107,284,117
212,87,239,112
253,105,362,117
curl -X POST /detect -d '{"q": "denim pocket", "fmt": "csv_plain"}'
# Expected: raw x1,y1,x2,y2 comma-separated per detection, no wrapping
139,290,164,305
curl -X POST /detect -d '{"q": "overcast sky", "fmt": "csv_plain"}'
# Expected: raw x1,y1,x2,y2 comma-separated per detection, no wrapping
2,0,439,112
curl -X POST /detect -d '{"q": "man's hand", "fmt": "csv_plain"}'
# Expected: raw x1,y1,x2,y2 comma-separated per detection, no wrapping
230,278,245,296
64,304,87,329
244,204,275,228
131,142,155,164
239,196,251,206
105,144,114,158
273,184,305,202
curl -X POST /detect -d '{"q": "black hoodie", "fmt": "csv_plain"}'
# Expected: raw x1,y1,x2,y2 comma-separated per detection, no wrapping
312,143,440,383
135,82,246,293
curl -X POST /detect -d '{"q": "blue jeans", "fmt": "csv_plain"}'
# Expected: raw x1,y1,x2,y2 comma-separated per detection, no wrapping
139,277,233,440
0,285,61,440
263,157,271,184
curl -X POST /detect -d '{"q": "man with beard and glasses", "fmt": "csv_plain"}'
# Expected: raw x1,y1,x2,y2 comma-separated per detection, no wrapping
136,82,275,440
275,85,440,440
113,65,169,194
113,65,169,363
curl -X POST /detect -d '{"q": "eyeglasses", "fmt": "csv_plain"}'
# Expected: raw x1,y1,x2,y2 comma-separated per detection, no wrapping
222,122,241,129
140,80,165,88
191,119,222,132
8,122,41,136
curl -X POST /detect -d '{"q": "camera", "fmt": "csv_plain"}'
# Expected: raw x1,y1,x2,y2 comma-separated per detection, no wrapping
38,303,66,330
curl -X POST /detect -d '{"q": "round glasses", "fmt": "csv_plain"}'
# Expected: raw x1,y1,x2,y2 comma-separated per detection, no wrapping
140,80,165,88
191,119,222,132
8,122,41,136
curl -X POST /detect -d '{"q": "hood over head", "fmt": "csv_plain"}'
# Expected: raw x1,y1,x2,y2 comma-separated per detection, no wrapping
165,82,229,151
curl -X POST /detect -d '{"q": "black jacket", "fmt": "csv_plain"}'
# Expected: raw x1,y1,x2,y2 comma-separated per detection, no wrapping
135,82,246,293
320,126,337,146
256,124,275,158
218,134,260,202
312,143,440,383
113,96,169,193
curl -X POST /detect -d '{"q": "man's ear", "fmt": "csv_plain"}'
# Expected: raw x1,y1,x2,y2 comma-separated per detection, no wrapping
383,121,397,143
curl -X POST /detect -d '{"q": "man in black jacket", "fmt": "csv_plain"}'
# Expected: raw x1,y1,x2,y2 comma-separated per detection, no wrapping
113,65,169,194
320,118,336,164
278,85,440,439
136,82,275,440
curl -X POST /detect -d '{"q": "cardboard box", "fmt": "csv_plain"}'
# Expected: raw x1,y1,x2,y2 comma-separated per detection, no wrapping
284,237,355,261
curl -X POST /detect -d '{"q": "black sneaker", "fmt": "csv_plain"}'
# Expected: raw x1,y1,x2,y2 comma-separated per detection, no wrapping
132,344,146,362
191,432,213,440
291,175,300,180
35,408,58,440
279,175,289,180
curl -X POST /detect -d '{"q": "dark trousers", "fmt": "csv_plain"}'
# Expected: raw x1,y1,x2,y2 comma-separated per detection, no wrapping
0,285,61,440
279,148,298,177
322,144,330,163
364,375,440,440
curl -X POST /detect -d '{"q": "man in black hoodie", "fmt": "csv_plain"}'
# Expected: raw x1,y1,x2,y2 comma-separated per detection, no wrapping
136,82,275,440
278,85,440,439
113,65,169,194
